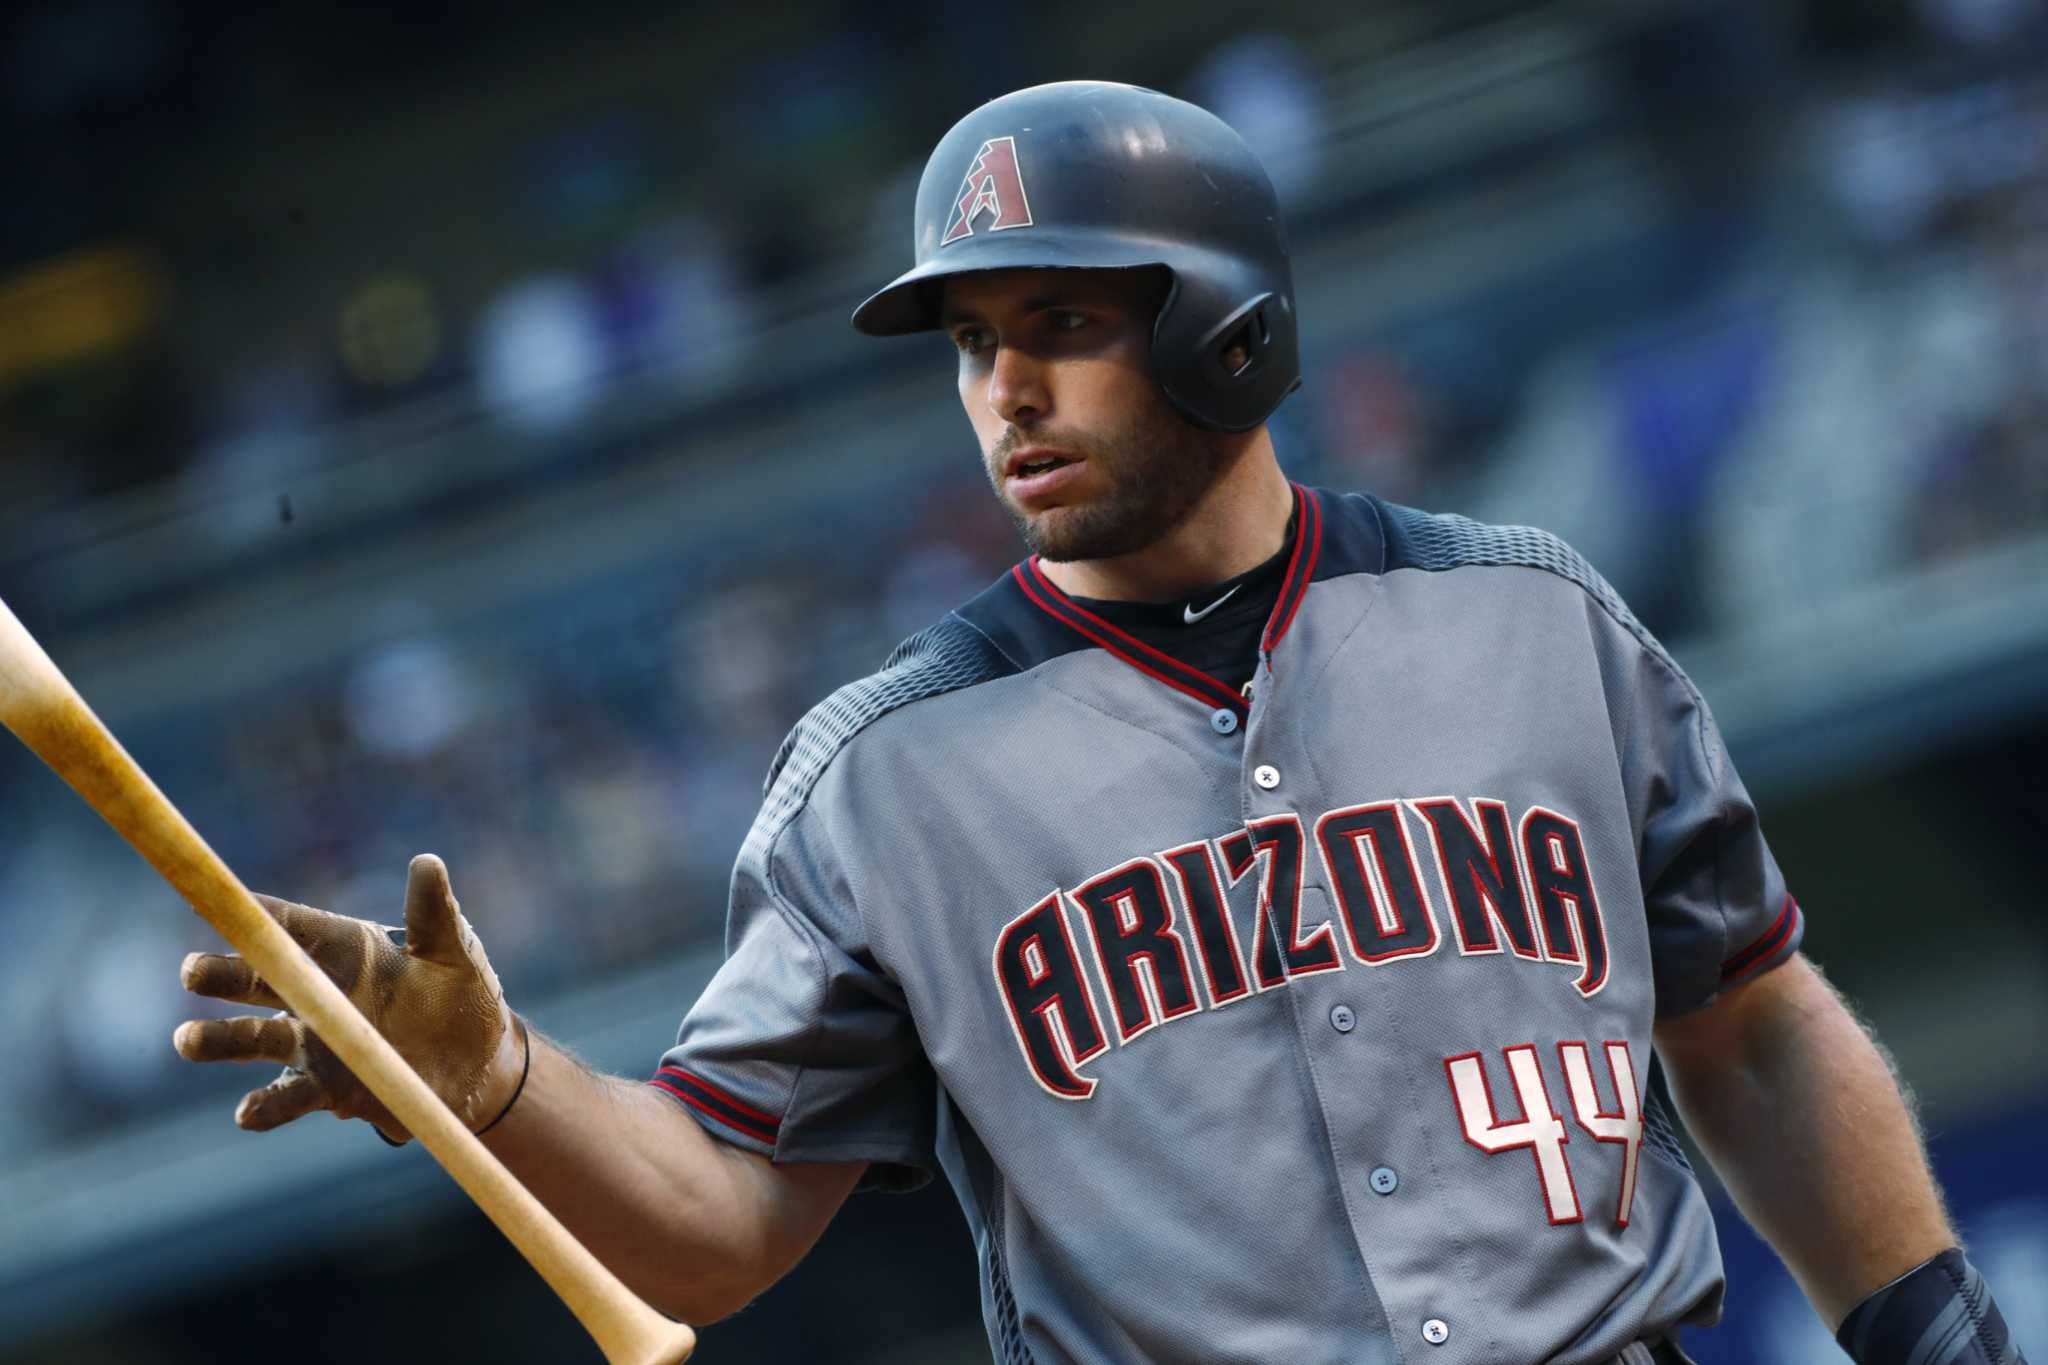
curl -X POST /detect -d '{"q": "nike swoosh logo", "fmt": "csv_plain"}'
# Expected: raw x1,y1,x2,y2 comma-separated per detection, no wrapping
1182,584,1242,624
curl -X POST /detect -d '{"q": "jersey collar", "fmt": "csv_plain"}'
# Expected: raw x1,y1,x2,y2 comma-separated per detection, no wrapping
978,484,1325,719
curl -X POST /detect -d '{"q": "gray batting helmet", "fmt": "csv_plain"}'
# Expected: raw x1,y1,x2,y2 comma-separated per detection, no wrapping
852,80,1301,433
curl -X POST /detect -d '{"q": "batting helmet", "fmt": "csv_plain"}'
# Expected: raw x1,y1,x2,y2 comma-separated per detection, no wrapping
852,80,1301,433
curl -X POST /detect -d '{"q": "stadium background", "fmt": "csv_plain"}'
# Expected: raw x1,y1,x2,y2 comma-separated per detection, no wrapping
1,0,2044,1360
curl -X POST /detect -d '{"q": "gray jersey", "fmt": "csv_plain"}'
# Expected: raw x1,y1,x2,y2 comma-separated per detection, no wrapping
653,487,1802,1365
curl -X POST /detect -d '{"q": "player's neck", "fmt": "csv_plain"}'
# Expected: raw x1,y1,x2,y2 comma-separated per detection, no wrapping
1037,435,1293,604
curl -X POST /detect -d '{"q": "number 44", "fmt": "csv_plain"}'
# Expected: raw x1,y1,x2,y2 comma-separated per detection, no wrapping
1444,1041,1644,1227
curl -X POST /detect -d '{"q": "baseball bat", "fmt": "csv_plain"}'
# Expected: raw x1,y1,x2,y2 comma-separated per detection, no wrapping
0,595,696,1365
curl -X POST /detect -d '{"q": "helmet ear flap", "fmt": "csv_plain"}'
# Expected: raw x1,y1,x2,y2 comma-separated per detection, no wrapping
1153,284,1295,432
1203,295,1276,383
1220,317,1264,377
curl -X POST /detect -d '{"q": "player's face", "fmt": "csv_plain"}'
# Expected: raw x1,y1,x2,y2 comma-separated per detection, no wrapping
944,268,1234,564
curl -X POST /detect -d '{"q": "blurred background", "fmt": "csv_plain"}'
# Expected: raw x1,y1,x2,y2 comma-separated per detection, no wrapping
1,0,2044,1360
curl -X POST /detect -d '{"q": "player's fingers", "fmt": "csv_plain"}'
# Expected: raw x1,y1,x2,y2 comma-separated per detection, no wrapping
234,1069,328,1132
252,893,346,951
401,853,464,965
251,893,383,991
178,952,287,1009
173,1016,301,1066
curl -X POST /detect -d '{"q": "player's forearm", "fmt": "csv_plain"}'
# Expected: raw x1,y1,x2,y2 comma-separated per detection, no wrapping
1657,956,1953,1326
478,1030,788,1323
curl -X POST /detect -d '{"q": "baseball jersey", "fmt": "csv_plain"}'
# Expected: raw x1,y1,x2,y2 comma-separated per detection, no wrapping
653,485,1804,1365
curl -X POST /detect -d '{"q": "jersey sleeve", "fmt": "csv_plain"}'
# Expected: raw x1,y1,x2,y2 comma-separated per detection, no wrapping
651,796,938,1192
1602,612,1803,1017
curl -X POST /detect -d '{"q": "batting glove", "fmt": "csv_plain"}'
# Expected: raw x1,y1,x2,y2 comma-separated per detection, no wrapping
173,853,525,1144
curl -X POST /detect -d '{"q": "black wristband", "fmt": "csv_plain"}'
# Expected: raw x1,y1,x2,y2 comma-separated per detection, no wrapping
1837,1247,2027,1365
472,1013,531,1138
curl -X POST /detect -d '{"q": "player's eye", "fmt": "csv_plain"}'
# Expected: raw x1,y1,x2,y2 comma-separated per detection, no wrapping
953,326,990,355
1049,310,1088,331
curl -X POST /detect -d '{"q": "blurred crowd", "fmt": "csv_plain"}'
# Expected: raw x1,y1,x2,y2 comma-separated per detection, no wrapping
0,474,1022,1150
3,0,2048,1156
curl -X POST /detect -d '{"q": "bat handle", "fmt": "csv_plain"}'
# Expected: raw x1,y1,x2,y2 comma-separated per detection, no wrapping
613,1316,700,1365
0,596,698,1364
235,908,702,1364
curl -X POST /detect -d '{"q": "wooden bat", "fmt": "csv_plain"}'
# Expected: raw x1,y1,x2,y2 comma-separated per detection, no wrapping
0,594,696,1365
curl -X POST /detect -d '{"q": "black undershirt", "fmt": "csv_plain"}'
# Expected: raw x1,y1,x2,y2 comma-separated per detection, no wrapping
1067,510,1299,696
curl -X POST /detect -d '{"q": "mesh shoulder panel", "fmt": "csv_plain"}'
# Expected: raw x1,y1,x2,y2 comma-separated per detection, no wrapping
1374,498,1684,682
751,615,1012,854
1641,1081,1693,1173
1637,1056,1694,1174
985,1190,1038,1365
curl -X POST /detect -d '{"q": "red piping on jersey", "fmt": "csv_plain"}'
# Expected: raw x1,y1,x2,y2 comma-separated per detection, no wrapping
652,1080,778,1146
1014,483,1325,718
1261,484,1322,653
1719,895,1800,983
648,1066,781,1145
1015,560,1248,715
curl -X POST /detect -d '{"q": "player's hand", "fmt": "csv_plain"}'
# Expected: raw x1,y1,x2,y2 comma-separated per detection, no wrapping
173,853,522,1145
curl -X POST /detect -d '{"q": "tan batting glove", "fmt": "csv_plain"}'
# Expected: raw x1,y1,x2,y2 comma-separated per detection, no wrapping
173,853,525,1145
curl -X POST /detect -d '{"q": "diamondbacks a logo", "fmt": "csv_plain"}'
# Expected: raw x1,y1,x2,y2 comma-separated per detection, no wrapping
940,136,1033,246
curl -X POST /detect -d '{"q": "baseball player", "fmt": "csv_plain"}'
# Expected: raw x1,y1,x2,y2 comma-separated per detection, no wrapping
176,82,2026,1365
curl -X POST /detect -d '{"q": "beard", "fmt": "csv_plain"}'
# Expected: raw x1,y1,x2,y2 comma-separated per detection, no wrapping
989,400,1236,563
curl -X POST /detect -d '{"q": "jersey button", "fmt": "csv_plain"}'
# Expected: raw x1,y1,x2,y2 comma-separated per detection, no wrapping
1422,1318,1450,1346
1252,764,1280,789
1209,708,1239,735
1369,1166,1398,1195
1329,1004,1355,1033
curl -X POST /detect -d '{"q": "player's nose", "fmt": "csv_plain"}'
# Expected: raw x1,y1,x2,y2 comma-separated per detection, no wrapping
985,343,1050,426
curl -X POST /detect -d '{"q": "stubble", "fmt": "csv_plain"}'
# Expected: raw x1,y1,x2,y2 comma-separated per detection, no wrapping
991,403,1235,563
